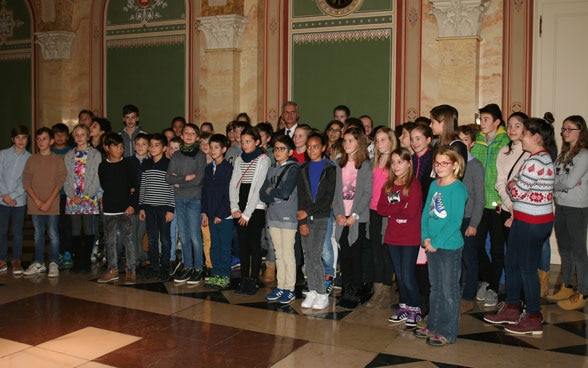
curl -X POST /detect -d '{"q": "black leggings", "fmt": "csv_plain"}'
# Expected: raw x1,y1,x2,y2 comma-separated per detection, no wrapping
235,209,265,279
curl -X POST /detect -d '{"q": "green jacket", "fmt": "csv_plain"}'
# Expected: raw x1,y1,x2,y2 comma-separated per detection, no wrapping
471,126,510,209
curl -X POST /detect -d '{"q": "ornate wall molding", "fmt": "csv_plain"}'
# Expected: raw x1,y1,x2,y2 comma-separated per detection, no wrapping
34,31,75,60
429,0,490,38
196,14,247,51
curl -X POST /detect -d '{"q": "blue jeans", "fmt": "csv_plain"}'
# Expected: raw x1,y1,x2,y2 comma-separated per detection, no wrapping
427,247,462,343
506,219,552,314
169,215,178,261
32,215,59,264
175,198,203,269
0,205,25,261
539,238,551,272
388,244,420,307
461,218,479,301
145,206,172,272
321,212,335,277
209,218,233,277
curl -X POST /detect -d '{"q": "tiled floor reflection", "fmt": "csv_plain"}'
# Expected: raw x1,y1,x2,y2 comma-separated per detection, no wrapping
0,265,587,367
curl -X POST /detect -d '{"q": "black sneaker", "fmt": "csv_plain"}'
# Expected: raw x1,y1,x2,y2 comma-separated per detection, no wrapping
187,269,203,285
174,268,193,283
169,261,183,277
159,269,171,282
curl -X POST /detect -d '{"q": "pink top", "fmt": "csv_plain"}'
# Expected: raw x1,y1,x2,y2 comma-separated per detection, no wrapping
342,160,358,216
370,166,388,210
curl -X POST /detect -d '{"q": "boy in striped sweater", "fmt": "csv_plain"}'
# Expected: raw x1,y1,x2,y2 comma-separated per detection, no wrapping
139,133,175,281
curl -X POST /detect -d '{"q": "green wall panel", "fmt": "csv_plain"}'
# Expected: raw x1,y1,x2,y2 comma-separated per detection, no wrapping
0,59,32,149
106,41,185,134
107,0,186,26
358,0,393,13
292,31,392,130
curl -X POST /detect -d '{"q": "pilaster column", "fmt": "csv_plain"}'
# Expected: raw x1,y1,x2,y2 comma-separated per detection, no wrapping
196,14,248,124
35,31,75,60
428,0,490,119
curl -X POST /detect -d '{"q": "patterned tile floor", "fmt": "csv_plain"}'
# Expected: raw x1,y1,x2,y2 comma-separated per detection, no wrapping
0,261,586,367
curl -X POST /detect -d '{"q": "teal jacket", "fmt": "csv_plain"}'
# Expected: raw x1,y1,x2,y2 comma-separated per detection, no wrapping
471,126,510,209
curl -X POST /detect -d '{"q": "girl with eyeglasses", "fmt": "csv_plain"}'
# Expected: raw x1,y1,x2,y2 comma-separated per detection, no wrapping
548,115,588,311
415,146,467,346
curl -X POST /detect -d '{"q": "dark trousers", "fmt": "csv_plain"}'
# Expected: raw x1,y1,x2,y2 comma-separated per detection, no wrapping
340,223,366,289
235,209,265,279
477,208,505,292
145,206,172,272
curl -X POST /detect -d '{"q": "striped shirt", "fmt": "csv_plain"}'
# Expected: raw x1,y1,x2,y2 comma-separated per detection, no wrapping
139,156,175,213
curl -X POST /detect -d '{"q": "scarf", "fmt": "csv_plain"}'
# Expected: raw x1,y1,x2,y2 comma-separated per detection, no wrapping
180,142,199,157
241,147,262,163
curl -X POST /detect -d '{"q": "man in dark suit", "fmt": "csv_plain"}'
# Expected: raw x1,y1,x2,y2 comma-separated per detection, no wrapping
275,101,299,139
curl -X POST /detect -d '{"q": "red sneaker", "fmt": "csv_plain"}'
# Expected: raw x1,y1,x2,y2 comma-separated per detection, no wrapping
504,313,543,335
483,302,520,324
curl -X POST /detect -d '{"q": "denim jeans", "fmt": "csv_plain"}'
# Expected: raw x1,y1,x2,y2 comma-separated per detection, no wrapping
555,205,588,294
506,219,552,314
103,214,136,271
209,218,233,277
388,244,420,307
32,215,60,264
302,217,329,293
461,217,479,301
169,215,178,261
175,198,203,270
129,214,146,263
145,206,172,272
427,247,463,343
321,212,336,277
0,205,25,261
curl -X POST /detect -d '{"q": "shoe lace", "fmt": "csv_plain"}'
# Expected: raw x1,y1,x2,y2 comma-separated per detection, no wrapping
568,292,581,303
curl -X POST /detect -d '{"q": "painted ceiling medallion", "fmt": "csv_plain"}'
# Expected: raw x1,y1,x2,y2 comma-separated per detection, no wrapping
317,0,364,17
0,0,23,44
123,0,168,23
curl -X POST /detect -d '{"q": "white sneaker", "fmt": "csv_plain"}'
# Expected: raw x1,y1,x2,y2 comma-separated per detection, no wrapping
23,262,46,276
301,290,318,308
312,293,329,310
47,262,59,278
484,289,498,307
476,281,489,301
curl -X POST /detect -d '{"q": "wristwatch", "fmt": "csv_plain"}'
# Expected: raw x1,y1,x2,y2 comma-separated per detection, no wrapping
351,213,360,220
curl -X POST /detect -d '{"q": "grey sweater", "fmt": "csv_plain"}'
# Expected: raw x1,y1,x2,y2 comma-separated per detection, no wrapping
333,159,372,245
554,148,588,208
462,155,485,228
166,150,207,200
64,146,103,199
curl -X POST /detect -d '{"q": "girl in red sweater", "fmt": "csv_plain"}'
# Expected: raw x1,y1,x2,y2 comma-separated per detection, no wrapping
378,147,423,328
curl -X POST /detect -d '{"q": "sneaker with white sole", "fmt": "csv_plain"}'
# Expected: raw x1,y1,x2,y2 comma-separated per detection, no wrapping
301,290,317,308
484,289,498,307
23,262,46,276
312,293,330,310
388,303,409,323
476,281,489,301
47,262,59,278
278,290,295,304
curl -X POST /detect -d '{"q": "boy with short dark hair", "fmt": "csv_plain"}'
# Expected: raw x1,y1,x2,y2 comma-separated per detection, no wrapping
22,128,67,277
202,134,233,289
51,123,74,267
471,103,510,307
128,133,149,270
120,104,146,157
139,133,175,280
97,132,139,284
0,125,31,274
260,134,300,304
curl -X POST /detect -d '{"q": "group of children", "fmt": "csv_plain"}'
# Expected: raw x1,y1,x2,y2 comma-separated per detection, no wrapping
1,101,587,348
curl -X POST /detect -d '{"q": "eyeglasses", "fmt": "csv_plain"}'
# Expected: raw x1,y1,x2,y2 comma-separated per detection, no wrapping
328,129,342,134
273,146,289,152
433,161,453,168
283,111,297,116
561,128,581,133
